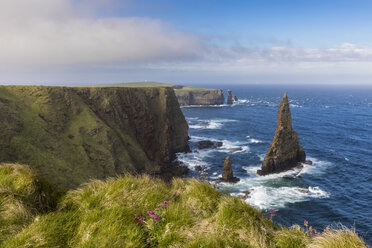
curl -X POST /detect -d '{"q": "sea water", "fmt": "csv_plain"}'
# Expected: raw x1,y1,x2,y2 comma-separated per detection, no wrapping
177,84,372,243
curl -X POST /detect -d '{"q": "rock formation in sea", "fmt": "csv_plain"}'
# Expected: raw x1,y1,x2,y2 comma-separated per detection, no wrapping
232,95,238,102
0,85,190,188
227,89,233,104
257,92,306,176
220,157,240,183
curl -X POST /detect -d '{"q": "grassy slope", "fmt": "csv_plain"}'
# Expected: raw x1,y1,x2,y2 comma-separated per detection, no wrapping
0,164,367,248
0,86,188,189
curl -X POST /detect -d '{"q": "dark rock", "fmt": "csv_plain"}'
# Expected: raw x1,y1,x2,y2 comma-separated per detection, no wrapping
258,92,309,176
197,140,223,150
219,157,240,183
232,95,238,102
303,160,313,165
227,89,233,104
237,190,251,200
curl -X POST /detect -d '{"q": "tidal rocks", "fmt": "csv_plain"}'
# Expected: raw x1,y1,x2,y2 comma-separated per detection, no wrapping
257,92,307,176
197,140,223,149
233,95,238,102
220,157,240,183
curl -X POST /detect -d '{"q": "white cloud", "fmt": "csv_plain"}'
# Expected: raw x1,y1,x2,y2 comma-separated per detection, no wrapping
0,0,202,67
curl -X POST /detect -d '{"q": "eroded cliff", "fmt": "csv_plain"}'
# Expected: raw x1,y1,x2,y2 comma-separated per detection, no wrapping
0,86,189,188
173,86,224,106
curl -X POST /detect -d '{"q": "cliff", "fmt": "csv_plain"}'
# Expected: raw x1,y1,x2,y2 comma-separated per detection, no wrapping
173,86,224,106
258,93,306,175
0,86,189,189
97,82,225,106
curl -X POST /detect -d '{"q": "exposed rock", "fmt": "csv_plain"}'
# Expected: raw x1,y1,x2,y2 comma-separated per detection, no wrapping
197,140,223,150
303,160,313,165
232,95,238,102
227,89,233,104
258,92,307,176
220,157,240,183
237,190,251,200
228,147,243,154
297,188,310,194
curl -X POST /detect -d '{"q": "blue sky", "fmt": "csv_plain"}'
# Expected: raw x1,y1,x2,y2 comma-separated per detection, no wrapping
112,0,372,48
1,0,372,85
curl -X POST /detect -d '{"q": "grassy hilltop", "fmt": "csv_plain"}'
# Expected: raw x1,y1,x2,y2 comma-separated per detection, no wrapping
0,164,367,248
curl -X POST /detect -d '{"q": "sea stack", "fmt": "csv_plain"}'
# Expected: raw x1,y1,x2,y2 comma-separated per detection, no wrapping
257,92,306,176
220,157,240,183
227,89,233,104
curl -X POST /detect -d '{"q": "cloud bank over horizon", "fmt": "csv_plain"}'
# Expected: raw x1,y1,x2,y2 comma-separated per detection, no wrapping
1,0,371,85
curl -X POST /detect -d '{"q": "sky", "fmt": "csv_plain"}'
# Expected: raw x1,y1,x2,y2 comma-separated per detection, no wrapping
1,0,372,86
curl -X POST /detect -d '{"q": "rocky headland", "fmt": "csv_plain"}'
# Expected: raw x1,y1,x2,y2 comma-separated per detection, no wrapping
98,82,226,106
173,86,224,106
257,92,307,176
0,85,190,189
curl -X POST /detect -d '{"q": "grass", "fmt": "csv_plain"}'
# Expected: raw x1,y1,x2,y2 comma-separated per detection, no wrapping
0,163,59,243
0,164,367,247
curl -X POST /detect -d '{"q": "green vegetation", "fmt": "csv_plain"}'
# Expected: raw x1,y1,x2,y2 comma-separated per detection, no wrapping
0,164,58,243
93,81,212,91
0,86,189,189
0,164,367,248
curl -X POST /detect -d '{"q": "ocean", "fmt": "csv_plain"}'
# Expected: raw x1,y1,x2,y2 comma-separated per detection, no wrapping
177,84,372,244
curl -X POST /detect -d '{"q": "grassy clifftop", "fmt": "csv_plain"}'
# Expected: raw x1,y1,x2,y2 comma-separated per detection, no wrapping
0,164,367,248
95,82,225,105
0,86,189,189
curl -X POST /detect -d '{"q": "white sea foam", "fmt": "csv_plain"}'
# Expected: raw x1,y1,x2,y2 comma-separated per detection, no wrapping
247,138,264,144
258,153,266,161
218,140,249,154
297,157,333,176
189,119,237,130
176,150,212,171
245,186,329,209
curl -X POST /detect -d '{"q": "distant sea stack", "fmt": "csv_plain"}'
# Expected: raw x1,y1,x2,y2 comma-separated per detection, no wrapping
257,92,306,176
227,89,238,104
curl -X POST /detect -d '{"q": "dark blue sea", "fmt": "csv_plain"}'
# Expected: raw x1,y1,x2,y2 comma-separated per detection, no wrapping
177,84,372,244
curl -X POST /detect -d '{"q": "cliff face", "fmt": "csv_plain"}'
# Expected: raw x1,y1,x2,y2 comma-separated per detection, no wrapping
175,88,224,106
258,93,306,175
0,86,189,188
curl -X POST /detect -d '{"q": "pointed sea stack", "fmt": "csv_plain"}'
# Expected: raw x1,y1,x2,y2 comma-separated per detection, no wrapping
227,89,233,104
220,157,240,183
257,92,306,176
